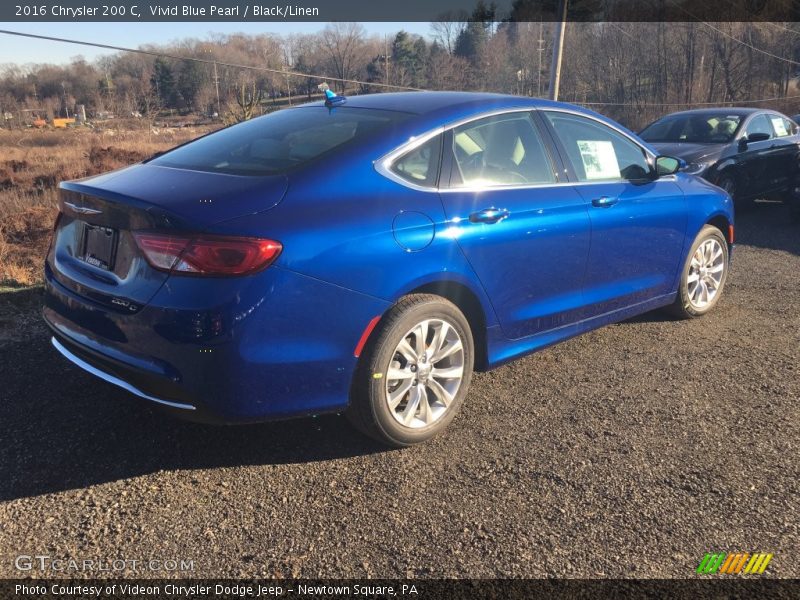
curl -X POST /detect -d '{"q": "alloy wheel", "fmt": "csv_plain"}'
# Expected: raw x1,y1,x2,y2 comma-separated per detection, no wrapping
385,318,465,429
687,238,726,309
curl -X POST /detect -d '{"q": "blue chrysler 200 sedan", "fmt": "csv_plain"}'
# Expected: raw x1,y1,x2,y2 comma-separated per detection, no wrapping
43,92,734,447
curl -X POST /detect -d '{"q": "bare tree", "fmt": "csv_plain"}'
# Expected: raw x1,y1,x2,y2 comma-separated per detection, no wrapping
430,11,469,55
138,87,163,142
227,79,263,123
318,23,368,93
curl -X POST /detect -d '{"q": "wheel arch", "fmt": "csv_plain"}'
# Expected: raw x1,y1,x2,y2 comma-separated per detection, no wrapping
358,277,493,372
706,213,734,245
406,280,489,371
712,160,737,183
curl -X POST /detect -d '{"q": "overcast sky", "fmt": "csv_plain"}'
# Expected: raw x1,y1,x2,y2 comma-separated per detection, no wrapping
1,22,432,65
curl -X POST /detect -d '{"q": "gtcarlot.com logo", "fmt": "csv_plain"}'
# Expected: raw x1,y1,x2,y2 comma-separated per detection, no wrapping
697,552,773,575
15,555,194,573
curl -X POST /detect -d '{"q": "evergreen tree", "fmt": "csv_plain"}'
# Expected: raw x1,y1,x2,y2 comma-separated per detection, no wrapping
150,57,176,108
177,60,203,111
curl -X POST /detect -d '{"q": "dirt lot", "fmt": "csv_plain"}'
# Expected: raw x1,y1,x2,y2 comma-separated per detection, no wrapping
0,201,797,579
0,125,214,287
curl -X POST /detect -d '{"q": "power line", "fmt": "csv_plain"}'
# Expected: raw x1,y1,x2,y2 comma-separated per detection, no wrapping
0,29,424,92
758,21,800,36
664,0,800,66
605,22,642,43
714,0,800,36
1,25,797,111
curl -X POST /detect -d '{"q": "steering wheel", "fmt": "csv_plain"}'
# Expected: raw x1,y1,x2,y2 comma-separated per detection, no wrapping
464,151,485,174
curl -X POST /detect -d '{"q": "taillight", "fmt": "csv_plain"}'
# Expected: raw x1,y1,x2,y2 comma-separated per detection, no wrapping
133,232,282,276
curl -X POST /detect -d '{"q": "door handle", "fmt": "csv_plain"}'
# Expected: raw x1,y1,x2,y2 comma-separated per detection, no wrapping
591,196,619,208
469,207,510,224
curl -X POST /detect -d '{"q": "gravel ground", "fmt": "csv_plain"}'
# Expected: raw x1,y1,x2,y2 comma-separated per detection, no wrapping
0,201,797,579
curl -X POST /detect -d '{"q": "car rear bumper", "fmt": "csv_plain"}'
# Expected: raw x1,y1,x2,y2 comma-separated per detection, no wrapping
43,262,391,424
50,332,196,409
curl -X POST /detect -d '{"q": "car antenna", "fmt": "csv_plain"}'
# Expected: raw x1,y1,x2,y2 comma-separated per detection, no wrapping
318,82,346,111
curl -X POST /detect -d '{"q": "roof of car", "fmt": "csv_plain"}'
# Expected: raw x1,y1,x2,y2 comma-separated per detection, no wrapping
656,107,767,118
295,90,650,153
301,91,577,115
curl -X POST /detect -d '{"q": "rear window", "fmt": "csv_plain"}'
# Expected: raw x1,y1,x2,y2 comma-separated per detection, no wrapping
150,107,409,176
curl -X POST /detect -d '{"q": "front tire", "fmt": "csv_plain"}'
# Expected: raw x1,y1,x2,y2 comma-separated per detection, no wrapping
668,225,729,319
347,294,474,447
717,173,755,211
716,174,737,199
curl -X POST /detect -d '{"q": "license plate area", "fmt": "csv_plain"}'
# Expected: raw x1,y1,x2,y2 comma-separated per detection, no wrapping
81,223,117,271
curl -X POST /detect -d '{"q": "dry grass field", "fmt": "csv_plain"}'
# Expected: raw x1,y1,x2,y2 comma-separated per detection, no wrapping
0,123,216,287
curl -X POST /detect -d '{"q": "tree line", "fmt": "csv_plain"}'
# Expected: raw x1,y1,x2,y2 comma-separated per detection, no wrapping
1,8,799,130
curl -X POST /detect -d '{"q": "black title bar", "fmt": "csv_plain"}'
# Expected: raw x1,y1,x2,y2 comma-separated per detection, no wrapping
3,579,800,600
3,0,800,22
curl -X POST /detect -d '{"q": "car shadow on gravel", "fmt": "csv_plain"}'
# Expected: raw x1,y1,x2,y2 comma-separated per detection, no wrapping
0,289,388,501
734,199,800,256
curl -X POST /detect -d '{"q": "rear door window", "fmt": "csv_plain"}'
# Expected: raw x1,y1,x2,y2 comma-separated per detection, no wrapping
449,113,556,187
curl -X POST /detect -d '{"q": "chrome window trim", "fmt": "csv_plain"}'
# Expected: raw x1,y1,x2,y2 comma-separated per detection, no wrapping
374,125,446,192
437,175,677,194
375,106,659,193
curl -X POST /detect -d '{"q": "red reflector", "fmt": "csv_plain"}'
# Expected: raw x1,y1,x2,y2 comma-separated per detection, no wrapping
728,224,735,244
354,315,381,358
133,232,281,276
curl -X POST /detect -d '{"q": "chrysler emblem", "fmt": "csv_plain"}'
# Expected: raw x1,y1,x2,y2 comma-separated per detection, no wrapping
64,201,102,215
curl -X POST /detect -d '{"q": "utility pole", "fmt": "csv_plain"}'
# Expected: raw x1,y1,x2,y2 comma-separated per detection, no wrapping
548,0,568,101
61,82,70,118
213,61,221,116
284,66,292,106
384,34,389,86
537,20,544,97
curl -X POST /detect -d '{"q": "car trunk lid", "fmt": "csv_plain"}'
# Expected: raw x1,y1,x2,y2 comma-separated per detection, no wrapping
49,164,288,311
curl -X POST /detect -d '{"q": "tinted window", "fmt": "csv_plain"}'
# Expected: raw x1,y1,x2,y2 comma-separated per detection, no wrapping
151,107,409,176
545,111,650,182
640,113,742,143
450,113,555,187
744,114,773,139
390,135,442,187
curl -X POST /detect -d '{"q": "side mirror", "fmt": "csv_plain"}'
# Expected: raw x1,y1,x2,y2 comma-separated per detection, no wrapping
747,132,771,143
740,132,770,150
655,155,681,177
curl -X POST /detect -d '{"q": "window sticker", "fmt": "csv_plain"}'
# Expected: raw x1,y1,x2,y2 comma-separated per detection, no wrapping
770,116,788,136
576,140,620,180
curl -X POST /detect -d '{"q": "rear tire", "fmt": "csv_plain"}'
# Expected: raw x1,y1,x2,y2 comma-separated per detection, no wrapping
346,294,474,447
667,225,729,319
716,174,736,199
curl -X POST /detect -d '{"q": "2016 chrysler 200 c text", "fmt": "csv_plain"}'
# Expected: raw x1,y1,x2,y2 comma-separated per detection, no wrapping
43,92,734,446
